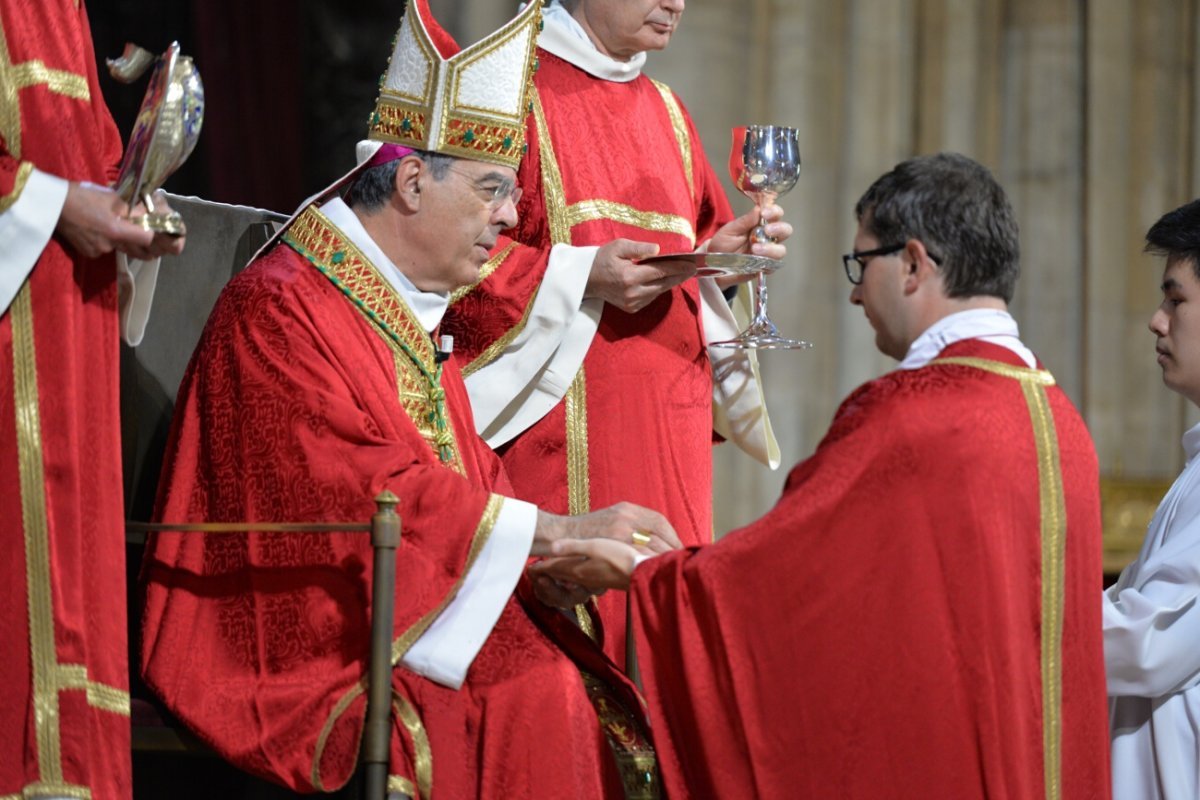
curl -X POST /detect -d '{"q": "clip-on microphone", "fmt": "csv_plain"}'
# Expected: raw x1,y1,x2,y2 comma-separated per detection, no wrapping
434,334,454,364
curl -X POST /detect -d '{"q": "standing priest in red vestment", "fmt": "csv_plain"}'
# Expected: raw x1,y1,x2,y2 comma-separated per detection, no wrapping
141,3,677,798
538,153,1113,799
0,1,185,798
442,0,793,670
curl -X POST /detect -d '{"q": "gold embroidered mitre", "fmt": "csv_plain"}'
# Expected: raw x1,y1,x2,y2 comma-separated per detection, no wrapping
367,0,542,170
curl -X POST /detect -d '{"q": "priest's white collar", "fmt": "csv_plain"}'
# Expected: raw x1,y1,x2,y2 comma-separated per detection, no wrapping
899,308,1036,370
537,0,647,82
319,196,449,333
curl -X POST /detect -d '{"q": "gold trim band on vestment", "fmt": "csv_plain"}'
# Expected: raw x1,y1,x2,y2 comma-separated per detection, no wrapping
11,284,125,799
2,15,113,800
565,369,590,515
0,15,91,160
311,684,365,792
0,160,33,214
565,366,596,639
392,691,432,800
388,775,417,798
1022,379,1066,800
574,599,599,643
931,356,1065,800
391,493,505,661
12,62,89,100
565,199,695,246
284,205,464,468
286,206,435,364
0,784,91,800
931,356,1055,385
57,664,130,717
531,89,571,246
650,79,693,202
13,284,62,784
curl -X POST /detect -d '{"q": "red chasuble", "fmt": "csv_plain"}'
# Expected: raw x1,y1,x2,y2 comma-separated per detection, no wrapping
443,50,733,665
141,207,653,797
0,3,133,799
630,340,1111,799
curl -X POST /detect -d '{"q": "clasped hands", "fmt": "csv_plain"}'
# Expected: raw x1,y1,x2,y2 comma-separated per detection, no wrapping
529,502,681,608
583,203,792,313
56,181,186,261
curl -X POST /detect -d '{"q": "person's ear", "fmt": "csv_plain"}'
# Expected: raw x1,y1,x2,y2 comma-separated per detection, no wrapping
393,156,424,212
902,238,936,293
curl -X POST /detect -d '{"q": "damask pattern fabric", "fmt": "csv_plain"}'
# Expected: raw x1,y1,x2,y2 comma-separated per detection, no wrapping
444,49,732,667
630,339,1112,799
140,241,639,797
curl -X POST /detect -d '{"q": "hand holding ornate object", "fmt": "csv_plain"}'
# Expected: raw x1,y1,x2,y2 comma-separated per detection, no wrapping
107,41,204,235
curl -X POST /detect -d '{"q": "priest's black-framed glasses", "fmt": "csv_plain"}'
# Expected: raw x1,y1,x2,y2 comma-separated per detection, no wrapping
841,243,944,284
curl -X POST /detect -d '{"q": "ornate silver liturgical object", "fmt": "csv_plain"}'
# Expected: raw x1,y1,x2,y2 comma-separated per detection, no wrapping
107,41,205,235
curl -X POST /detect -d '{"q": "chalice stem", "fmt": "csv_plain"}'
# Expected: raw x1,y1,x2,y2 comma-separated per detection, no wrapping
753,271,771,328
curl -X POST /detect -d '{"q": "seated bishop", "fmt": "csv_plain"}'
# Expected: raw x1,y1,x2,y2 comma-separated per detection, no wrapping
139,2,674,797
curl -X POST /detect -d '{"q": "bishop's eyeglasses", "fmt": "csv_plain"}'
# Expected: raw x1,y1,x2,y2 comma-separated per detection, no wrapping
447,167,523,211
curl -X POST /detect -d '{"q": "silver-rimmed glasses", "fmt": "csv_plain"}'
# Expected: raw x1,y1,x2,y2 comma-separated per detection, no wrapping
446,167,523,211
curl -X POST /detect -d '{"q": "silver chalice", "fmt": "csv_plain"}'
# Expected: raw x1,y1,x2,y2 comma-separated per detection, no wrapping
711,125,811,350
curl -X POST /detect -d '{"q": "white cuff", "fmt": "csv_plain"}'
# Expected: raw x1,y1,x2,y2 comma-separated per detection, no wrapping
0,168,68,316
701,278,780,468
401,497,537,689
467,243,602,446
117,252,162,346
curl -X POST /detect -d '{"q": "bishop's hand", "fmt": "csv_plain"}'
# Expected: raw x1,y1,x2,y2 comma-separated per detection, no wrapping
529,538,644,592
531,501,680,557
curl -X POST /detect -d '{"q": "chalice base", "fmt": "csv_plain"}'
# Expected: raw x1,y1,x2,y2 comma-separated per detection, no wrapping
710,318,812,350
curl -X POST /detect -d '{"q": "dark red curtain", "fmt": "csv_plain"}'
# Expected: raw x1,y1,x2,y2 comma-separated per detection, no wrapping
191,0,304,212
